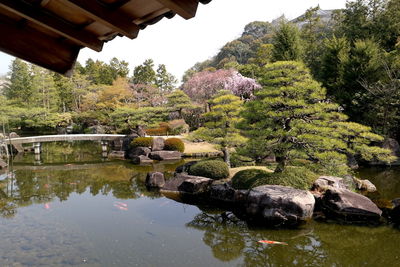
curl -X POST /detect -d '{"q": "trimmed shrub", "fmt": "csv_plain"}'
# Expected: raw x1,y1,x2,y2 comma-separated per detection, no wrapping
230,154,256,168
188,160,229,180
231,169,271,190
252,167,317,190
164,138,185,152
130,137,154,148
145,127,168,136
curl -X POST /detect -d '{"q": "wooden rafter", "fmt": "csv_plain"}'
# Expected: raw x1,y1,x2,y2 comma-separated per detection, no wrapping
63,0,140,39
155,0,199,19
0,14,79,75
0,0,103,52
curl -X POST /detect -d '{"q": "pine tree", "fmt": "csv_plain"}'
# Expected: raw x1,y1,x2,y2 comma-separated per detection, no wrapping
155,64,177,93
5,59,33,106
166,90,193,118
272,21,303,61
192,90,246,166
240,61,394,174
131,59,156,85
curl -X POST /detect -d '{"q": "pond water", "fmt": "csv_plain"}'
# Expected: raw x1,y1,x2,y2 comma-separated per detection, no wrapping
1,142,400,266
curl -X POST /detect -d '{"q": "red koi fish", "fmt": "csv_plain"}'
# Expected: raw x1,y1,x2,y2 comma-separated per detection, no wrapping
114,201,128,207
44,203,50,210
113,204,128,211
258,240,288,245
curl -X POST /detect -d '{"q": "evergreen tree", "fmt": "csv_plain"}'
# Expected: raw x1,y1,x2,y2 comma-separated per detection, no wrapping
155,64,177,93
31,65,59,111
5,59,33,106
131,59,156,85
166,90,193,118
192,90,246,166
272,21,303,61
240,61,393,174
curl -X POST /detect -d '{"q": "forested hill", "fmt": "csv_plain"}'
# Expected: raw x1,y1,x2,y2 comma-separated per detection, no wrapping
182,1,400,140
182,8,337,80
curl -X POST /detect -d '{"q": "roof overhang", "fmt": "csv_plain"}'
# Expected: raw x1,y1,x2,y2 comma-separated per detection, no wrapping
0,0,212,75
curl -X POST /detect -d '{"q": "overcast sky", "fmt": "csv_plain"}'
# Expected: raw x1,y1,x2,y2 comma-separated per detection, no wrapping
0,0,347,79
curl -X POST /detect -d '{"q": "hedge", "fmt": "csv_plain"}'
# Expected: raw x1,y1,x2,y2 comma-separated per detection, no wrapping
164,138,185,152
188,160,229,180
130,137,154,148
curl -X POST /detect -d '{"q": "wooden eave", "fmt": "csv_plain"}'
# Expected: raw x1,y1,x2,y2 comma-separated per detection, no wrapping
0,0,212,76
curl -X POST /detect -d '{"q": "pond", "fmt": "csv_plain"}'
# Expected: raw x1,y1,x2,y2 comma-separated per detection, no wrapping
1,142,399,266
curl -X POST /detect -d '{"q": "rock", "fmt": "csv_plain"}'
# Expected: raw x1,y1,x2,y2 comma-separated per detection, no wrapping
0,159,7,169
175,161,198,173
108,151,125,159
312,176,348,192
127,146,151,159
87,125,108,134
390,198,400,224
244,185,315,227
209,183,236,204
122,134,139,151
132,155,153,164
152,137,165,151
162,175,187,192
321,188,382,222
353,177,377,193
383,138,400,158
149,151,182,161
178,176,213,194
145,172,165,188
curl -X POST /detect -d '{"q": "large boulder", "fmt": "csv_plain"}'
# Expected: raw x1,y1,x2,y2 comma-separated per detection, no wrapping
152,137,165,151
178,176,213,194
209,183,248,207
108,151,125,159
312,176,348,193
321,188,382,222
145,172,165,188
126,146,151,159
244,185,315,227
149,151,182,161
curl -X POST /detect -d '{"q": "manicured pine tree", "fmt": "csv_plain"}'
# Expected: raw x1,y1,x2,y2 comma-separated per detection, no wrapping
166,90,193,119
240,61,394,175
192,90,246,167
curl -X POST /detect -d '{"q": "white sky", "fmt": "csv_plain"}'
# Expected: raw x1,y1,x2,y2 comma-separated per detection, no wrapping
0,0,347,79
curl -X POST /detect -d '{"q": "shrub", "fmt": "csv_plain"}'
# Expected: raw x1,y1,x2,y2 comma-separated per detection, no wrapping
188,160,229,180
145,127,168,136
230,153,256,168
130,137,154,148
164,138,185,152
252,167,317,190
231,169,271,190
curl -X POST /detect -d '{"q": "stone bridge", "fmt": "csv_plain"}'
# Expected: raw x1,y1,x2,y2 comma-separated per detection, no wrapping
6,134,125,155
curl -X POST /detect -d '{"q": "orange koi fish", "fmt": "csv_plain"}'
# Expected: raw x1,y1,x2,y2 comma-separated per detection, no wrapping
258,240,288,245
44,203,50,210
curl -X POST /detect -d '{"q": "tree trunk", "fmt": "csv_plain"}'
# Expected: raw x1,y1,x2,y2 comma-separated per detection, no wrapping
275,155,287,173
222,147,231,168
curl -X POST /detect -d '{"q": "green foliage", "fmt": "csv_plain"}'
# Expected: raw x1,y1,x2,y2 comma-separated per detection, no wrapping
230,153,255,168
272,21,303,61
145,127,168,136
155,64,177,93
131,59,156,85
188,160,229,180
240,61,394,173
191,91,246,166
166,90,193,118
164,138,185,152
251,167,318,190
231,169,270,190
130,137,154,148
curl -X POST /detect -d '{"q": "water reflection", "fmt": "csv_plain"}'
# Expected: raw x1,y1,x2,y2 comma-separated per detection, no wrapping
0,160,183,219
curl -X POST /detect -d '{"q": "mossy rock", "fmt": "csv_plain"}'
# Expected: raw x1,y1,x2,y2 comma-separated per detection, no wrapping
231,169,271,190
188,160,229,180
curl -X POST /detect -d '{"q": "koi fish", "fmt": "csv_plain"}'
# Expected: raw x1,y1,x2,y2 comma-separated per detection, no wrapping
114,201,128,207
44,184,50,188
113,204,128,211
44,203,50,210
69,182,77,185
258,240,288,245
